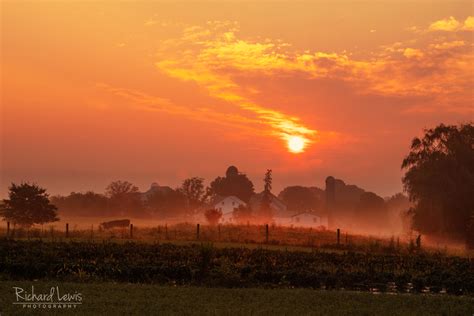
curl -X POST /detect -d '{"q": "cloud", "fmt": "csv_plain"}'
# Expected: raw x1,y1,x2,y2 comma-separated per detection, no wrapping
463,16,474,31
155,21,473,115
144,19,158,26
429,16,461,31
428,16,474,32
430,40,465,50
155,22,318,146
95,83,269,137
403,48,424,58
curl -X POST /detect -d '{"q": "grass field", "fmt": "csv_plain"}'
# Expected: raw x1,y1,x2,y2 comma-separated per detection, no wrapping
2,220,471,258
1,281,473,315
2,239,473,315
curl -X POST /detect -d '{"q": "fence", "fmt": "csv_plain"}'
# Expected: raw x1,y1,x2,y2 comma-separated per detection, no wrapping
1,221,414,252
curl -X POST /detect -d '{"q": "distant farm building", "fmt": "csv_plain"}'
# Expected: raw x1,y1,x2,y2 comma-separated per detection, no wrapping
212,195,247,224
250,191,288,217
290,212,328,228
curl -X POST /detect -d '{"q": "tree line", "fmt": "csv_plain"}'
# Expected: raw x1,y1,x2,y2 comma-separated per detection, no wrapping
1,123,472,246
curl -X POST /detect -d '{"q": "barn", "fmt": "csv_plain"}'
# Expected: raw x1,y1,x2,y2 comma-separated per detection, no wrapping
290,212,328,228
212,196,247,224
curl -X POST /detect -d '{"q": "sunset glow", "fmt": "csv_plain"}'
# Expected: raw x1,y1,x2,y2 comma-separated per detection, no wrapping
1,1,473,196
287,136,306,154
1,2,473,311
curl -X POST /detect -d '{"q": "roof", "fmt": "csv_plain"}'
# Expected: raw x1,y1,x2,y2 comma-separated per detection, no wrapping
250,191,287,210
211,195,246,207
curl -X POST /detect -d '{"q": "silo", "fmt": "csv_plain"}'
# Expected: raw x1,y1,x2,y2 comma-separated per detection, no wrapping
325,176,336,228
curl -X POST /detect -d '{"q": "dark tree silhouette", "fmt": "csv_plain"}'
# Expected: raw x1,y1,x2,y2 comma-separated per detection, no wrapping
264,169,272,192
278,186,322,213
0,183,59,227
259,169,273,221
208,166,255,203
402,123,474,241
177,177,206,212
385,193,412,232
354,192,388,229
145,189,186,218
106,180,139,197
105,180,142,217
51,191,108,216
204,208,223,226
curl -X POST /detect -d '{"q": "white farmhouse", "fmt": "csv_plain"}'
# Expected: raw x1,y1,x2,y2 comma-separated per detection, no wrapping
290,212,328,228
212,196,247,224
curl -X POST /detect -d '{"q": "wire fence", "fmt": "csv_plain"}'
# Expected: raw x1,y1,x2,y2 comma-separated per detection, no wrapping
0,221,421,253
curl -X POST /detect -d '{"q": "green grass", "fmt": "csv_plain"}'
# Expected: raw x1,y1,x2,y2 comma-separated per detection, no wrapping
0,281,472,315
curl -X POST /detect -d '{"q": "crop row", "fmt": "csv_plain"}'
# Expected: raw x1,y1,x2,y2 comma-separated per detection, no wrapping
0,239,473,295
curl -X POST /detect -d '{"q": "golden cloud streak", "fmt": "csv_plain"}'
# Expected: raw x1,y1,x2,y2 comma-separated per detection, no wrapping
95,83,266,136
155,21,473,114
429,16,474,32
156,37,318,147
146,18,472,147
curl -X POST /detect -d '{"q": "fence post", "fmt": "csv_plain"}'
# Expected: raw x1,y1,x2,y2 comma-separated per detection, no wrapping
416,234,421,249
7,222,10,238
130,224,133,239
66,223,69,238
265,224,269,244
337,228,340,245
196,223,200,240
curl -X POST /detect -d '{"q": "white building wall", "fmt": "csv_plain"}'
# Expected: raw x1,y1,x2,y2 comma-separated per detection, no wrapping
213,196,246,224
291,213,328,228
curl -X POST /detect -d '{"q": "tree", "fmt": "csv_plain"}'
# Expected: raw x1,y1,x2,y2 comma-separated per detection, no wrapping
264,169,272,193
278,186,322,213
204,208,222,226
354,192,388,230
51,191,108,217
177,177,206,212
208,166,255,203
385,193,410,211
105,180,142,216
259,169,273,222
402,123,474,241
233,204,253,224
0,183,59,227
385,193,412,232
145,189,186,218
105,180,139,198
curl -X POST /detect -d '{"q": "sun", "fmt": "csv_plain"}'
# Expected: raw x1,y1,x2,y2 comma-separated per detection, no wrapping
287,136,306,153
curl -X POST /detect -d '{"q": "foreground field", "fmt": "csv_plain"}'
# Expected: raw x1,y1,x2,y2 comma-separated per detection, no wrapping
1,281,473,315
2,240,473,295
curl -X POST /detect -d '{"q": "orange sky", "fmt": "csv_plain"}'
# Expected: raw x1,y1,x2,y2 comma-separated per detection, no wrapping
1,1,473,197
